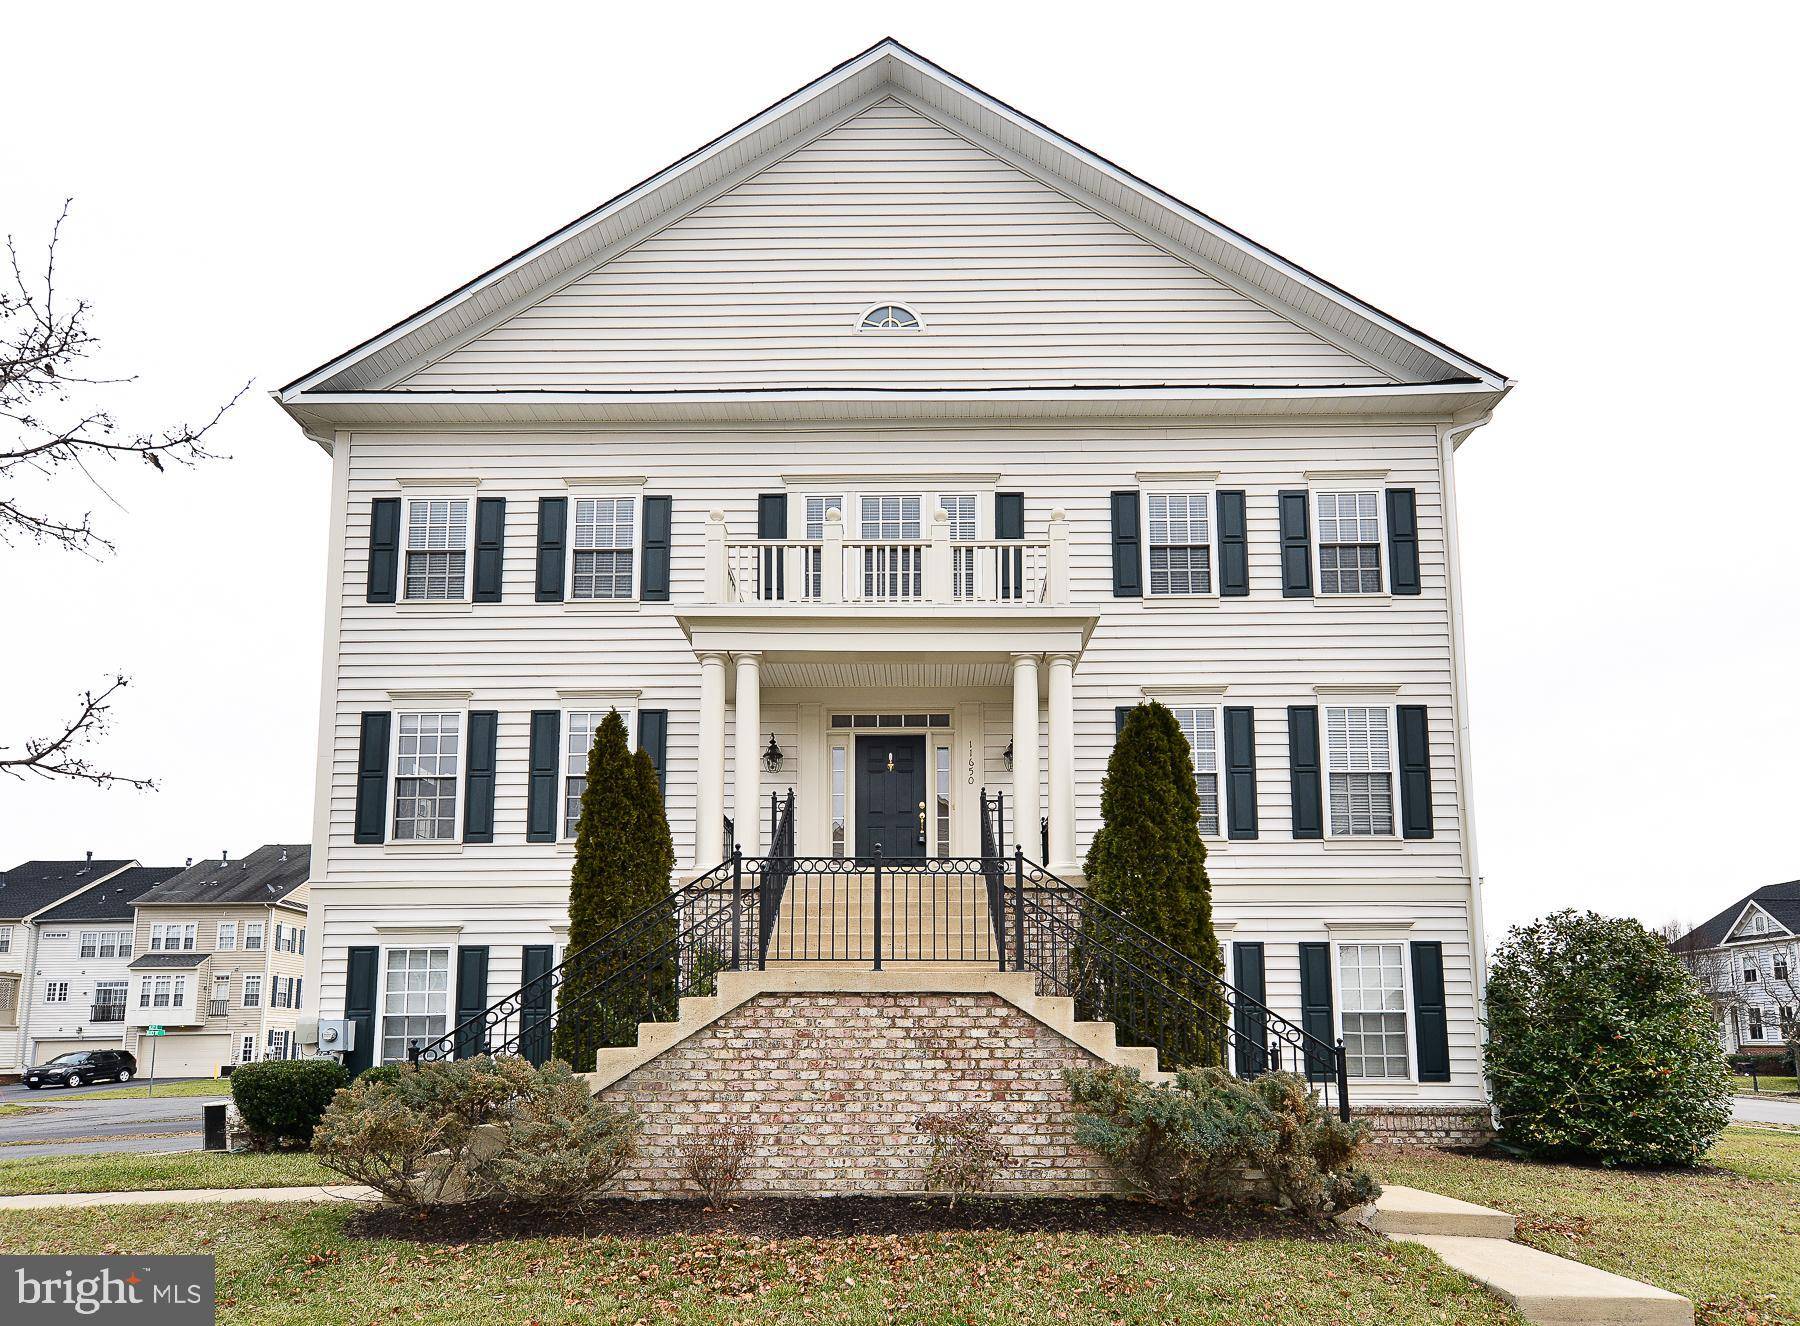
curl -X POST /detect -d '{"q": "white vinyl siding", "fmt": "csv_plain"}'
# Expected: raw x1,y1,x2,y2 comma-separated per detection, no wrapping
1325,707,1395,837
1146,494,1213,596
381,947,450,1066
1316,491,1383,595
1339,943,1409,1079
392,712,462,841
570,496,636,600
403,497,471,601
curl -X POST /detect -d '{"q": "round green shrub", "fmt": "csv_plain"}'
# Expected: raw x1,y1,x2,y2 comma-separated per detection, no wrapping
230,1057,349,1147
1486,910,1732,1166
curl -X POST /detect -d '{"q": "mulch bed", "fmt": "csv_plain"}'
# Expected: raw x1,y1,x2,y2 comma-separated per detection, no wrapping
351,1195,1338,1245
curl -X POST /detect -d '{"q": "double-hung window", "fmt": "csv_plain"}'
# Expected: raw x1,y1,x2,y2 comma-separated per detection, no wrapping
381,947,450,1065
1167,707,1222,836
150,923,197,952
859,495,922,599
78,930,128,959
1325,706,1395,837
0,926,11,954
403,497,471,601
239,1034,256,1064
1338,943,1410,1078
393,711,462,840
217,923,237,951
1146,493,1213,596
1749,1007,1765,1039
244,922,264,952
562,709,634,838
802,495,844,599
1316,491,1383,595
242,974,262,1008
941,493,978,599
570,496,635,600
268,1028,292,1060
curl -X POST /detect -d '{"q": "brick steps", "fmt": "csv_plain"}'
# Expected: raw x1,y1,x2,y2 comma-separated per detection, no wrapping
581,965,1173,1091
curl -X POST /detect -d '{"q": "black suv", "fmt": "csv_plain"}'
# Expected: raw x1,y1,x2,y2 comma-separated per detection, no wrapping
22,1048,138,1089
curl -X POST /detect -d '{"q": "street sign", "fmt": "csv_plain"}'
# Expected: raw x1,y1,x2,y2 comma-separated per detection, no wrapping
146,1025,166,1036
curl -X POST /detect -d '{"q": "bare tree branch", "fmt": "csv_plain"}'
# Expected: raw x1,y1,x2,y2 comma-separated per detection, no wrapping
0,674,155,790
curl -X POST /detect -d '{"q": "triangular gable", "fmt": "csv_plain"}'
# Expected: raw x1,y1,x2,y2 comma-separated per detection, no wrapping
1726,901,1793,943
282,39,1506,400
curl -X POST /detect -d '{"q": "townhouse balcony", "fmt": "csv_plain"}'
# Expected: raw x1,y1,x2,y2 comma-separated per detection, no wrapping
90,1004,126,1023
208,1000,231,1018
704,507,1069,607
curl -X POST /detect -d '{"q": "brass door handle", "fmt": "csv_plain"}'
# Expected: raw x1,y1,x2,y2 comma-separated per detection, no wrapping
918,802,927,837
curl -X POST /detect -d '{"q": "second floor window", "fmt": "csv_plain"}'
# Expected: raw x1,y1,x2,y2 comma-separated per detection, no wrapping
1316,491,1383,594
242,974,262,1008
393,711,461,840
1745,965,1760,983
404,497,471,601
1777,957,1791,981
93,981,126,1018
151,923,197,952
1326,706,1394,837
44,980,69,1004
1146,493,1212,596
571,497,635,600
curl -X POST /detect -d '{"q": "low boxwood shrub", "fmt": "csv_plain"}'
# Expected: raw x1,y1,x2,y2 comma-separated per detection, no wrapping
312,1054,638,1210
1487,910,1732,1166
230,1058,348,1147
1065,1065,1376,1219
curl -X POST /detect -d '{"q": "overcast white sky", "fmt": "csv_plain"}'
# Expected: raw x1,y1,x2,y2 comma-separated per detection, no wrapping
3,2,1795,942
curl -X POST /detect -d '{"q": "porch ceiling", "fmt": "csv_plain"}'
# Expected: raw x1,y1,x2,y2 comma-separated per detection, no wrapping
674,605,1097,663
760,659,1014,689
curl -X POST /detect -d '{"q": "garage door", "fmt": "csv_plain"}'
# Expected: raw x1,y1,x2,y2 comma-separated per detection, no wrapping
137,1034,230,1079
31,1039,121,1064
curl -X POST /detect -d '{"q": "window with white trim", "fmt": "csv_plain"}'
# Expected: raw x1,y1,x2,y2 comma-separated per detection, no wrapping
93,981,126,1019
211,973,230,1010
859,304,920,330
859,494,923,598
150,923,197,952
562,709,634,838
934,744,952,858
239,1034,256,1064
1146,493,1213,595
242,974,262,1008
138,975,185,1009
381,947,450,1066
268,1028,292,1060
830,745,847,859
44,980,69,1004
1339,943,1410,1078
79,929,131,959
216,922,237,951
1749,1007,1765,1039
1167,707,1222,836
1316,491,1383,594
1325,706,1395,837
0,926,11,954
941,493,978,599
1777,956,1791,982
1745,963,1760,984
403,496,471,601
803,494,844,598
244,922,264,952
393,711,462,840
570,496,635,600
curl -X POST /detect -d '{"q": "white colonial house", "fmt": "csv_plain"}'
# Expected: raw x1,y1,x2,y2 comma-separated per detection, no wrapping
279,40,1511,1136
1676,883,1800,1058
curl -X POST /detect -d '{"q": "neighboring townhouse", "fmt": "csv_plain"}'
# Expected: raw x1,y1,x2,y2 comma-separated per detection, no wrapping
125,845,311,1076
1675,882,1800,1056
0,857,136,1078
277,40,1511,1127
21,865,183,1064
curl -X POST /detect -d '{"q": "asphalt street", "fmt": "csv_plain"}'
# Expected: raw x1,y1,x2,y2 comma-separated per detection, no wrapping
1,1078,223,1158
1732,1093,1800,1126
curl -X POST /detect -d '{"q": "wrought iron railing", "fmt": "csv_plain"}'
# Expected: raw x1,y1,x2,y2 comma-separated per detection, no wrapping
90,1004,126,1023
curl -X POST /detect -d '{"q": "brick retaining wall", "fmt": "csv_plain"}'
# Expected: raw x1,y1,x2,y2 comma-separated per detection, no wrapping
596,990,1122,1198
1359,1104,1495,1149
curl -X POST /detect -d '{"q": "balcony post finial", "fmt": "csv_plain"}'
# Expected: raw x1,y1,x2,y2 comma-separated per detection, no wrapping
821,507,845,603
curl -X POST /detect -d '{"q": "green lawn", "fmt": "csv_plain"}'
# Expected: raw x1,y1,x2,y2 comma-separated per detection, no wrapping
1372,1127,1800,1326
0,1150,334,1196
0,1103,49,1120
43,1078,233,1102
1732,1073,1799,1096
0,1199,1521,1325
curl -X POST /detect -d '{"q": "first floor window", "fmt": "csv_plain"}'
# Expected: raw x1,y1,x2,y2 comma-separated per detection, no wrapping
393,711,461,840
1316,490,1383,594
403,496,470,601
44,980,69,1004
239,1034,256,1064
267,1028,292,1060
1339,943,1409,1078
381,947,450,1065
1146,492,1212,595
1169,707,1222,836
242,974,262,1008
1326,706,1394,836
571,496,635,599
1748,1007,1765,1039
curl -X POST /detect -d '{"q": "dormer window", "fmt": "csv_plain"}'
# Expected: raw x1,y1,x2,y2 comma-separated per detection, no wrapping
859,304,921,331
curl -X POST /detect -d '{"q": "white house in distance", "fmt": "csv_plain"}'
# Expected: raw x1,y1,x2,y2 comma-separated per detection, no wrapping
1676,882,1800,1058
278,40,1511,1134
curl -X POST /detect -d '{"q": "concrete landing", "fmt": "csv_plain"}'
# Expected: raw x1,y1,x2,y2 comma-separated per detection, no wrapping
1396,1233,1693,1326
1363,1183,1516,1238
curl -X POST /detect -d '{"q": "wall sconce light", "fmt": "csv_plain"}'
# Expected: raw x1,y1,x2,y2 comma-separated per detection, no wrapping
762,736,785,773
1002,739,1014,771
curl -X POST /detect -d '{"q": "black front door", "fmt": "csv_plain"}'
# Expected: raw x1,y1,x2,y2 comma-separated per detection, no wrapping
855,734,927,860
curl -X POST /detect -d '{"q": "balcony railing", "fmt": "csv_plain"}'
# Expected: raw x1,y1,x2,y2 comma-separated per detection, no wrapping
90,1004,126,1023
208,999,231,1018
707,507,1068,607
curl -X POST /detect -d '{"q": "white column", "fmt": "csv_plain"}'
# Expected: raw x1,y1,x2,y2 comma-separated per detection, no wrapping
696,651,727,864
1046,652,1077,870
733,652,762,855
1010,653,1041,858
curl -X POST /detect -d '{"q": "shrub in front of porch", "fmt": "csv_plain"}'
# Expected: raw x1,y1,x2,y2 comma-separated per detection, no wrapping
1066,1065,1376,1219
554,708,678,1070
229,1058,348,1148
1486,909,1732,1166
1080,700,1227,1067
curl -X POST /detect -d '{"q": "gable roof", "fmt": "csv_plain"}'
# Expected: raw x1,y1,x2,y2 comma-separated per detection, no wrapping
35,866,184,924
1677,881,1800,951
279,38,1508,436
0,860,135,923
132,844,310,908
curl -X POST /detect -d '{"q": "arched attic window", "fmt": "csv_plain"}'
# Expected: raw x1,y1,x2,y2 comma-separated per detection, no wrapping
858,304,922,331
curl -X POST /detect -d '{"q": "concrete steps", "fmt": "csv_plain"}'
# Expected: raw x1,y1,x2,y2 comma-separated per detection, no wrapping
579,963,1174,1092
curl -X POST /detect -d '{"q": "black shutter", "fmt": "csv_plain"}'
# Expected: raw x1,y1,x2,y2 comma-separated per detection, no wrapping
1287,706,1323,840
641,494,672,602
1110,491,1142,597
637,708,669,799
354,712,390,844
1223,706,1258,840
995,492,1024,540
472,497,506,604
755,495,786,600
1232,941,1268,1077
1397,704,1434,839
367,498,400,603
453,946,490,1060
1217,490,1249,597
520,945,554,1067
535,497,566,603
1298,941,1335,1082
757,494,788,539
1411,941,1451,1082
1115,705,1134,735
1386,488,1421,596
1278,490,1312,597
344,946,378,1076
463,710,498,844
526,710,561,843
